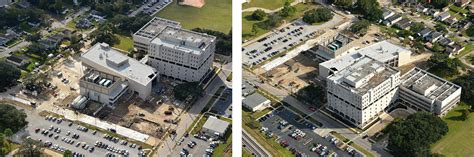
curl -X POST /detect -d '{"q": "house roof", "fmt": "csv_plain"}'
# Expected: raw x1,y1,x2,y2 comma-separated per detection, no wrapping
202,116,229,135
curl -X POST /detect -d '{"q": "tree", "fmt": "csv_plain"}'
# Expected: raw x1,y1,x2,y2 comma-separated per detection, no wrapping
454,72,474,109
435,23,447,33
466,25,474,37
173,82,204,101
92,22,118,45
251,24,259,35
0,104,28,133
251,9,267,21
431,0,449,9
3,129,12,137
17,138,43,157
350,19,371,35
264,14,283,28
461,109,470,121
0,61,20,91
356,0,383,21
279,0,296,17
333,0,353,9
302,8,334,24
410,22,425,33
63,149,72,157
386,112,448,157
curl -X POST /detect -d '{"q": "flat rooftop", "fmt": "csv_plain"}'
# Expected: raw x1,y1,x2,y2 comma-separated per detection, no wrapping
202,116,229,135
81,43,158,86
322,40,410,71
400,67,461,102
328,56,399,95
243,93,269,108
151,26,216,55
134,17,181,40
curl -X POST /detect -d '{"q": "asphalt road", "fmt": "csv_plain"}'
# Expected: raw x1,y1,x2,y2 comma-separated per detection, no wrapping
156,61,232,156
243,130,271,157
24,110,143,156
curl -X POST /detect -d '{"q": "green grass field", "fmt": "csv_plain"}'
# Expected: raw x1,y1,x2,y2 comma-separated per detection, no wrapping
242,3,319,40
431,103,474,156
113,34,134,52
242,0,294,10
155,0,231,33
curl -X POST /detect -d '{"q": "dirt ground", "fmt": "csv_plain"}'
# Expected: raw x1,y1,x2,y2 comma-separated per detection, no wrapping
102,79,185,138
257,53,320,92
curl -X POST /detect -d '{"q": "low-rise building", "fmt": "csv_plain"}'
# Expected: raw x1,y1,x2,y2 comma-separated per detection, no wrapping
394,18,412,30
417,28,433,38
310,33,355,61
416,5,429,13
437,12,451,21
426,31,443,43
399,68,461,116
80,43,159,105
6,55,30,67
445,43,465,56
0,0,14,7
243,93,271,112
438,37,454,46
202,116,230,137
384,14,402,26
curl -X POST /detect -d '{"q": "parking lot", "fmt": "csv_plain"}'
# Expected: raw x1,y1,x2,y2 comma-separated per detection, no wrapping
172,135,222,157
243,20,322,67
141,0,172,15
259,107,350,157
27,115,146,157
211,88,232,118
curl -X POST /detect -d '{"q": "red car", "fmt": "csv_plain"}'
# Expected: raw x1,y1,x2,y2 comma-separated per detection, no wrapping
35,128,40,133
309,107,316,112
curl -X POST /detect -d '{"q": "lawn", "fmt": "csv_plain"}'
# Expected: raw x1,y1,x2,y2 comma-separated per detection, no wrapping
242,3,319,40
66,20,76,29
431,103,474,156
113,34,134,52
242,0,294,10
455,44,474,58
155,0,232,33
450,5,469,14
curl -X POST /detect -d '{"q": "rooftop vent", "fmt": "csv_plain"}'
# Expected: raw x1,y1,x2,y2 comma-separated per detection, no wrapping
100,43,110,49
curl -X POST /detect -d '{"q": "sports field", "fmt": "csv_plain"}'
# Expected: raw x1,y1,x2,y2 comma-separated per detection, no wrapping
156,0,232,33
431,103,474,156
242,0,294,10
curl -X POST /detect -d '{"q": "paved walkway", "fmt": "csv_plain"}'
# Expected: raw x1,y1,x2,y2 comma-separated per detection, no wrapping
242,1,300,13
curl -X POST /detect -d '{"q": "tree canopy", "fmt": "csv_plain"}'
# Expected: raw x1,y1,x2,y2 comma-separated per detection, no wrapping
454,72,474,109
466,25,474,37
302,8,334,24
0,62,20,92
0,104,28,133
251,9,267,21
386,112,448,157
428,52,463,78
350,19,371,35
355,0,382,21
431,0,449,9
173,82,204,101
17,138,43,157
279,0,296,17
92,22,118,45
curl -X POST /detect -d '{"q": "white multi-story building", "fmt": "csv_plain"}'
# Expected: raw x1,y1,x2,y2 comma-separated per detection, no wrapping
399,67,461,116
80,43,159,105
326,56,401,129
319,40,411,79
133,17,216,82
321,42,461,129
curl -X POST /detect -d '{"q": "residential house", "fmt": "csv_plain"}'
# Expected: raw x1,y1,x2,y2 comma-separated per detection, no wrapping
455,0,470,7
428,9,440,17
384,14,402,26
438,37,454,46
90,10,106,21
16,0,31,8
444,17,458,25
437,12,451,21
39,33,64,49
382,9,395,20
445,43,465,56
6,55,30,67
395,18,412,30
0,32,19,46
75,18,93,29
416,5,429,13
426,31,443,43
417,28,433,38
27,19,41,27
0,0,14,7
